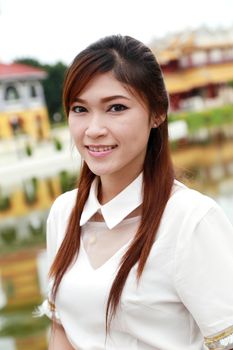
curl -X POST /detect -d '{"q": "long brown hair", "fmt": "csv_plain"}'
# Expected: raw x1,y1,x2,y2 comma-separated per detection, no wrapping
50,35,174,331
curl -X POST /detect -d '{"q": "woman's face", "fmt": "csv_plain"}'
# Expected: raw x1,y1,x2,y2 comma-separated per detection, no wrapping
68,71,153,183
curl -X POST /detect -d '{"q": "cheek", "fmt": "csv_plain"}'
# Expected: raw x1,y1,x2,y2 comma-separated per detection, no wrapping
123,119,151,143
68,118,83,137
68,117,74,133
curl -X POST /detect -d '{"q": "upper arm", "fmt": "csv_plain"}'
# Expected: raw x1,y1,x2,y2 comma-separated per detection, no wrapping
49,322,76,350
174,205,233,348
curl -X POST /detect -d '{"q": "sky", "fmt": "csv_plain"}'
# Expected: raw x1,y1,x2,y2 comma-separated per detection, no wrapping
0,0,232,65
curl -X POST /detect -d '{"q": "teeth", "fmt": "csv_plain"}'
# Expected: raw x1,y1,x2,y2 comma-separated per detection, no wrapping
88,146,116,152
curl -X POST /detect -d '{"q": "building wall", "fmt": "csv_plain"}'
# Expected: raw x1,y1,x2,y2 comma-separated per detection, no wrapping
0,80,50,139
0,107,50,139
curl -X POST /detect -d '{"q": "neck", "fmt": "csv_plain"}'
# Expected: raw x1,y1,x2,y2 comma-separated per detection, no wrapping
98,170,142,204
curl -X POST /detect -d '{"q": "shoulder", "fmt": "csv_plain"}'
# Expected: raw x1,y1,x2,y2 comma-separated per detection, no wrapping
153,180,226,245
170,179,218,220
46,189,78,252
159,179,225,238
45,189,77,263
168,179,232,244
48,188,78,222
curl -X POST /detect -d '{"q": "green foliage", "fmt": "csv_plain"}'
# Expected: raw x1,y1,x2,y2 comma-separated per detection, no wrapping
0,230,46,255
0,216,47,255
43,62,67,122
28,220,45,237
0,309,50,337
25,143,33,156
23,177,38,204
53,137,63,151
0,195,11,211
46,178,56,198
14,58,42,68
0,187,11,211
169,104,233,133
4,279,15,298
59,170,77,193
0,226,17,244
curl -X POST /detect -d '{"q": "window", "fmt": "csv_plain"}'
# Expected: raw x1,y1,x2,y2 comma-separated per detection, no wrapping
210,49,222,63
4,85,20,101
30,84,37,98
224,48,233,60
180,56,190,68
192,51,208,66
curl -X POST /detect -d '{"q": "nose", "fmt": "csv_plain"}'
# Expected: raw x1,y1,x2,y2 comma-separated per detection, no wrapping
85,115,108,139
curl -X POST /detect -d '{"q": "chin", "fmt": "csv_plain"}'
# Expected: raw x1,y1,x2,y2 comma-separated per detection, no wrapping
86,164,118,177
89,169,112,177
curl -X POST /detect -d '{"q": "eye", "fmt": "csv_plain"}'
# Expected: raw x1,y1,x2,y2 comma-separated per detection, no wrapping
71,105,87,113
108,104,128,112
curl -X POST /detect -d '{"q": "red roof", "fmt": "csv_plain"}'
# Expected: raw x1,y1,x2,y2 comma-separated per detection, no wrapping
0,63,47,80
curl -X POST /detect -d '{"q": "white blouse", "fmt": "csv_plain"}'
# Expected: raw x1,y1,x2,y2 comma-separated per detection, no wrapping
40,175,233,350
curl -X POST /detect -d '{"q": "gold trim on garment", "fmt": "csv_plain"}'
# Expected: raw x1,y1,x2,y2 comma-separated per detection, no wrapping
204,325,233,349
48,300,56,312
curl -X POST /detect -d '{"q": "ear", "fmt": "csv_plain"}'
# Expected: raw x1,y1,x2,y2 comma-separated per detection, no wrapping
151,114,166,128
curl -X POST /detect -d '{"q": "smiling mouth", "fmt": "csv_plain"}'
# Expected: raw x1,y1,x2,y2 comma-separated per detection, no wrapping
86,145,118,152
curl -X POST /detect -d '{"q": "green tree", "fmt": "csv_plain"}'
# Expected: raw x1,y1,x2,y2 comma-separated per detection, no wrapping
13,58,42,68
43,62,67,122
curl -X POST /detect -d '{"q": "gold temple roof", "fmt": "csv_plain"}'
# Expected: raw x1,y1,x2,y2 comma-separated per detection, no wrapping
164,62,233,94
151,28,233,64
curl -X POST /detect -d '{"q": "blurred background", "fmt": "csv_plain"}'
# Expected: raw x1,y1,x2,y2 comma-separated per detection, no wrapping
0,0,233,349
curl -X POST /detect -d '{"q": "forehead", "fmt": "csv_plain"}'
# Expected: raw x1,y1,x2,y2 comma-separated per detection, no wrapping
77,71,132,99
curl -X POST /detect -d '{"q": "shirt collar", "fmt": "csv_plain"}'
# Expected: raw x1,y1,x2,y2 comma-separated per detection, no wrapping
80,173,143,229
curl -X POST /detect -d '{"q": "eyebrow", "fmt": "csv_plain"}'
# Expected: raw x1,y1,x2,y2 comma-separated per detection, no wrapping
73,95,131,103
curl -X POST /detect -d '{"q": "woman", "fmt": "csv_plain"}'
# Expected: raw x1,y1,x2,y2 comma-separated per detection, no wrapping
40,35,233,350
